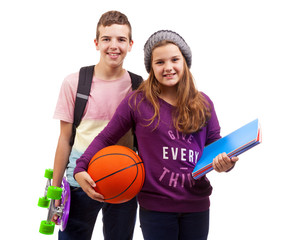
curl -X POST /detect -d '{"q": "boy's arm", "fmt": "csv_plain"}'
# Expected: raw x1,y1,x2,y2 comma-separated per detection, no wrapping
52,121,72,187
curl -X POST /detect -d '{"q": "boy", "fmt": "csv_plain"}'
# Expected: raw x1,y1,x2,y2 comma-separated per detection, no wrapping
52,11,142,240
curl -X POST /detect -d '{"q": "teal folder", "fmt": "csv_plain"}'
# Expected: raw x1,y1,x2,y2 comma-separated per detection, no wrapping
192,119,262,179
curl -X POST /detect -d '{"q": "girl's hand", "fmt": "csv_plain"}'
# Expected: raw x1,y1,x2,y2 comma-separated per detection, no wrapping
74,171,104,202
212,152,239,173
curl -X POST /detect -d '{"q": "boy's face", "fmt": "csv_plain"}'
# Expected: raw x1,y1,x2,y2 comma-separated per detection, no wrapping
95,24,133,68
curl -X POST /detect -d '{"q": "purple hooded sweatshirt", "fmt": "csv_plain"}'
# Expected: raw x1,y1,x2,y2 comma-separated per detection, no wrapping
74,91,221,213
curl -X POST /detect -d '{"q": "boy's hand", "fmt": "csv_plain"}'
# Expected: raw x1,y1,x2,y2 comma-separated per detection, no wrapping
75,171,104,202
213,152,239,172
52,199,61,224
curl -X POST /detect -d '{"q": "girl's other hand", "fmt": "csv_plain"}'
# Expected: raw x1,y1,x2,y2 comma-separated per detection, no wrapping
74,171,104,202
213,152,239,172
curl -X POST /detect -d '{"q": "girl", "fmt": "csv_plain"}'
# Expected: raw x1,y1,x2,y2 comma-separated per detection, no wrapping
74,30,238,240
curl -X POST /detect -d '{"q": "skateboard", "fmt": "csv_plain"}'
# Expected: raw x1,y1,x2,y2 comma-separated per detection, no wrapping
38,169,70,235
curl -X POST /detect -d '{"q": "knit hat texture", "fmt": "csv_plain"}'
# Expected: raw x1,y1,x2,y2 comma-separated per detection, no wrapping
144,30,192,73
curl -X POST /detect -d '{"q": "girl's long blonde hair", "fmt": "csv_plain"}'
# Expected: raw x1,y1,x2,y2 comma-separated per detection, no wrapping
131,41,211,134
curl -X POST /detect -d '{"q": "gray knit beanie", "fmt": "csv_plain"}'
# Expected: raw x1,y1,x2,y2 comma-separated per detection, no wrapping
144,30,192,73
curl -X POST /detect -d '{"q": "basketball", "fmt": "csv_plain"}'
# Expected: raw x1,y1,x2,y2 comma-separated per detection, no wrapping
87,145,145,204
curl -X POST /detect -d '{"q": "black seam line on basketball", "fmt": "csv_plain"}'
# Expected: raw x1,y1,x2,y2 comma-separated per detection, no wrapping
103,162,143,201
89,153,137,166
94,162,143,184
131,151,145,190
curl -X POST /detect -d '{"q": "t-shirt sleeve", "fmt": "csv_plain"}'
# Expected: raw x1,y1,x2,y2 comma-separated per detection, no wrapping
53,73,79,123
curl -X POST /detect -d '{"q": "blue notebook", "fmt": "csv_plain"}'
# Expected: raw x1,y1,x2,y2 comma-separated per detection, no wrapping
192,119,262,179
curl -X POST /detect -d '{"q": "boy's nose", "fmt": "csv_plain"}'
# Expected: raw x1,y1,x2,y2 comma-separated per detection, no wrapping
110,39,118,49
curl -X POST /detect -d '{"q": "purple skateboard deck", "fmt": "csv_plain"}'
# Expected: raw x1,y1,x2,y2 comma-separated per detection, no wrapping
58,177,70,231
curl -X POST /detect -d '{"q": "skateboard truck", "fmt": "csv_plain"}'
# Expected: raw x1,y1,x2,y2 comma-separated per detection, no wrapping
38,169,70,235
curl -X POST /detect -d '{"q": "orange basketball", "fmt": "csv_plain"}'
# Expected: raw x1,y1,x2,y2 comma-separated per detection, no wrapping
87,145,145,204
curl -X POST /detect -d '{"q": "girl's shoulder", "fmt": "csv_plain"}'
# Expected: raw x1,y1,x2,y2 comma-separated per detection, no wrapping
126,90,145,103
121,90,150,114
199,91,213,104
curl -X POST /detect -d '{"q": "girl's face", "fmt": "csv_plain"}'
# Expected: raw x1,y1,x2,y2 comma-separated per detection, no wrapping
151,43,184,91
95,24,133,68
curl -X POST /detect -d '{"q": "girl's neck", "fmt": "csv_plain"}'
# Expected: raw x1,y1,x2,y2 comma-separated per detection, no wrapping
159,88,178,106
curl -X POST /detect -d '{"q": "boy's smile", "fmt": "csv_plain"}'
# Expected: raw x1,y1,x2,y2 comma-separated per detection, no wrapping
107,52,121,59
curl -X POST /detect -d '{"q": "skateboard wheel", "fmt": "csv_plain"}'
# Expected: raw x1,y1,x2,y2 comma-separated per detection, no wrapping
47,186,63,200
44,169,53,179
38,197,50,208
39,220,55,235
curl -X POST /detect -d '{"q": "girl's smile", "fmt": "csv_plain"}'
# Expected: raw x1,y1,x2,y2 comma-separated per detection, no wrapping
163,72,176,79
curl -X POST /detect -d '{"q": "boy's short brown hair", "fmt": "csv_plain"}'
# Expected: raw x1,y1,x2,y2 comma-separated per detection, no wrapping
96,11,132,42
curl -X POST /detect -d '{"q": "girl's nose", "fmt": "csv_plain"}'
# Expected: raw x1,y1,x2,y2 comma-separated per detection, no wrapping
164,62,173,72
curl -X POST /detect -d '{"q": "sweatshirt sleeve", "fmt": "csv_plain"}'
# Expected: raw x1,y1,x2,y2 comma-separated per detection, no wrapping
74,93,135,175
202,93,221,146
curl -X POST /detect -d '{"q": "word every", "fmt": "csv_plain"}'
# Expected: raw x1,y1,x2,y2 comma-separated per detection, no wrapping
162,146,200,163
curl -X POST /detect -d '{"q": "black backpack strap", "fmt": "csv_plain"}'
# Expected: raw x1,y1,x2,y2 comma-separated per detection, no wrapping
128,71,143,152
128,71,143,90
70,65,94,146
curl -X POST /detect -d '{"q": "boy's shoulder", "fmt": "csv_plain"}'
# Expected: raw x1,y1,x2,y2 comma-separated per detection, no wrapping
126,70,143,90
126,70,142,77
62,67,143,92
64,71,80,84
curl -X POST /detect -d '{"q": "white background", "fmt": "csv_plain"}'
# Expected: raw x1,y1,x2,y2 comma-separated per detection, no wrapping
1,0,284,239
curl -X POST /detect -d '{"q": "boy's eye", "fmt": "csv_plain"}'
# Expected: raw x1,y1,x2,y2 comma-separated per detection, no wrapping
119,37,127,42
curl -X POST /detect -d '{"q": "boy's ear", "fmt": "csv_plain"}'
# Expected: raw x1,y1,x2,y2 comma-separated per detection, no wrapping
128,40,134,52
94,39,99,50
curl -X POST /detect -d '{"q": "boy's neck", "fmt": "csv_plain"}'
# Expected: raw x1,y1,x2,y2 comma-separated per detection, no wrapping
94,63,125,80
